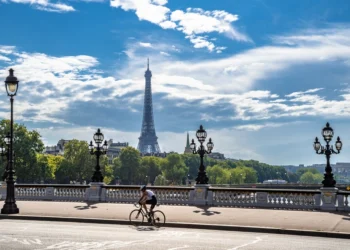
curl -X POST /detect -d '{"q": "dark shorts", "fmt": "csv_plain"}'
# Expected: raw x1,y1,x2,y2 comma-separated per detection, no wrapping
146,196,157,210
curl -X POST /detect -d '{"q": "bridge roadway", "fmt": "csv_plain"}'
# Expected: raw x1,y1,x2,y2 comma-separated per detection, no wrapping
0,201,349,236
0,220,349,250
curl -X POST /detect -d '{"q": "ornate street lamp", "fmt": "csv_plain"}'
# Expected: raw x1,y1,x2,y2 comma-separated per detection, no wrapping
190,125,214,184
1,133,11,181
1,69,19,214
313,122,342,187
89,128,108,182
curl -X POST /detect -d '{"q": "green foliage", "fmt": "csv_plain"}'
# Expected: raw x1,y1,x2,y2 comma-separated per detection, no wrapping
154,174,167,186
0,120,44,183
140,156,162,184
36,154,64,183
55,139,94,183
161,153,188,185
118,146,141,184
207,165,230,184
300,171,323,184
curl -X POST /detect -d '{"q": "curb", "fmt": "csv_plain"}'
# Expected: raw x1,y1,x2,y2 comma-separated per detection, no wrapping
1,215,349,239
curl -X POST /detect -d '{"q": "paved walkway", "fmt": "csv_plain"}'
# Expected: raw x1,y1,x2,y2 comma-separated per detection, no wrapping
0,201,349,235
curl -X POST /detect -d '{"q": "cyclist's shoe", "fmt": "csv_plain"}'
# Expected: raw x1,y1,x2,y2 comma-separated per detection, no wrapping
147,217,152,223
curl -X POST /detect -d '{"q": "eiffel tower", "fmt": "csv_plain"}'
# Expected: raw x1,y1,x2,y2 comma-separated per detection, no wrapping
137,59,161,154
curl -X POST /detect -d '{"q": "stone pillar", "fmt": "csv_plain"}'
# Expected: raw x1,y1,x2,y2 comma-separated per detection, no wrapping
44,187,54,201
320,187,338,211
256,192,268,207
193,184,210,206
336,193,345,211
86,182,104,202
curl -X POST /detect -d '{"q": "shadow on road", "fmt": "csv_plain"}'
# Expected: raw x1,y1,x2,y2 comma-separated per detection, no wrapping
136,226,159,231
193,206,221,216
74,202,98,210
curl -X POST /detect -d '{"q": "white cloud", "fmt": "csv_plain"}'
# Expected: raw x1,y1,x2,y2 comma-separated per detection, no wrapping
139,42,152,48
4,0,75,12
234,121,306,131
110,1,250,51
0,55,11,62
186,35,215,51
160,51,170,56
110,0,170,24
159,20,177,29
2,27,350,125
0,46,16,54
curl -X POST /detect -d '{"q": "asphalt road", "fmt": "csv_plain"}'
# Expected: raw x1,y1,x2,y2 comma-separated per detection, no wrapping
0,220,349,250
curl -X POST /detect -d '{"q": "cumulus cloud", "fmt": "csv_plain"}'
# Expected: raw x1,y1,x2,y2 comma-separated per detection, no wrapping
110,1,250,52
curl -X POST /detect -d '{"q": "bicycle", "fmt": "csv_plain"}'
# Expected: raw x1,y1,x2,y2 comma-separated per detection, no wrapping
129,203,166,227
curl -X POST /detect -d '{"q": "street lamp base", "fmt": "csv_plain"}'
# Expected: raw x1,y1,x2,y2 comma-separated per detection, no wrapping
1,203,19,214
322,173,336,188
196,172,209,185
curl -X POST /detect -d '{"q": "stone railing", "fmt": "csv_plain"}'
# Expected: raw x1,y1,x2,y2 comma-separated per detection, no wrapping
102,185,194,205
208,187,321,210
0,183,348,211
337,191,350,211
1,184,89,201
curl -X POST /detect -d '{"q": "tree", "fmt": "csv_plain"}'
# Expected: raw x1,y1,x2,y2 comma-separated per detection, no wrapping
112,157,122,184
300,172,323,184
161,153,188,185
0,119,44,183
60,139,94,183
140,156,162,184
207,165,230,184
118,147,141,184
181,154,200,179
36,153,64,183
154,174,167,186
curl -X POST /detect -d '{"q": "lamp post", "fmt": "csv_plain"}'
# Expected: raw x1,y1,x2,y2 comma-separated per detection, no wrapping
1,69,19,214
313,122,342,188
89,128,108,183
190,125,214,184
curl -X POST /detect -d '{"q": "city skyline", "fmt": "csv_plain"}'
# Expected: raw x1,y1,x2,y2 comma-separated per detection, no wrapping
1,1,350,165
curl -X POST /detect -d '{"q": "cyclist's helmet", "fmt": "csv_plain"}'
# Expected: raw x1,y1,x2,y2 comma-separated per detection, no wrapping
140,185,147,191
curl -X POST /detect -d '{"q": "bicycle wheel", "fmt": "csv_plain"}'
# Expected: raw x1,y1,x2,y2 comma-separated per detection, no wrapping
129,209,144,227
152,210,166,227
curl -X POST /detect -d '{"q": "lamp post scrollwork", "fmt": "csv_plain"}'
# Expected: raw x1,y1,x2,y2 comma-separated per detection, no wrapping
190,125,214,185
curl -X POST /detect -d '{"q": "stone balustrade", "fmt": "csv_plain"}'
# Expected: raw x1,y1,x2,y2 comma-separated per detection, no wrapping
337,191,350,211
103,185,194,205
208,187,321,210
3,184,90,201
0,183,348,211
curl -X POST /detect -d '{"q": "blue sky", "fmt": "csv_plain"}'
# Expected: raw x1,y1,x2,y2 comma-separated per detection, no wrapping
1,0,350,165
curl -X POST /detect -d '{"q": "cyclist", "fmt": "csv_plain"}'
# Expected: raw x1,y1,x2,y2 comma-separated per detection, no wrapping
138,185,157,217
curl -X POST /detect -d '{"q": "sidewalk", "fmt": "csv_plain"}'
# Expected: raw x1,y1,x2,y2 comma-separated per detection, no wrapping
0,201,349,238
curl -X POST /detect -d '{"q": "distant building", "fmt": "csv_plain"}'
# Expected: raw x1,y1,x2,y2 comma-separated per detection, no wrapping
140,152,167,158
333,162,350,174
44,139,71,155
184,132,192,154
207,152,225,160
106,140,129,164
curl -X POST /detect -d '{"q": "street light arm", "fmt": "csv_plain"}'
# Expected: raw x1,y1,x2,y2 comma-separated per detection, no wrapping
331,148,340,154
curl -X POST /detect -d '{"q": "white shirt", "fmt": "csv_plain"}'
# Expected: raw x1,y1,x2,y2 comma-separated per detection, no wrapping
146,190,155,200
